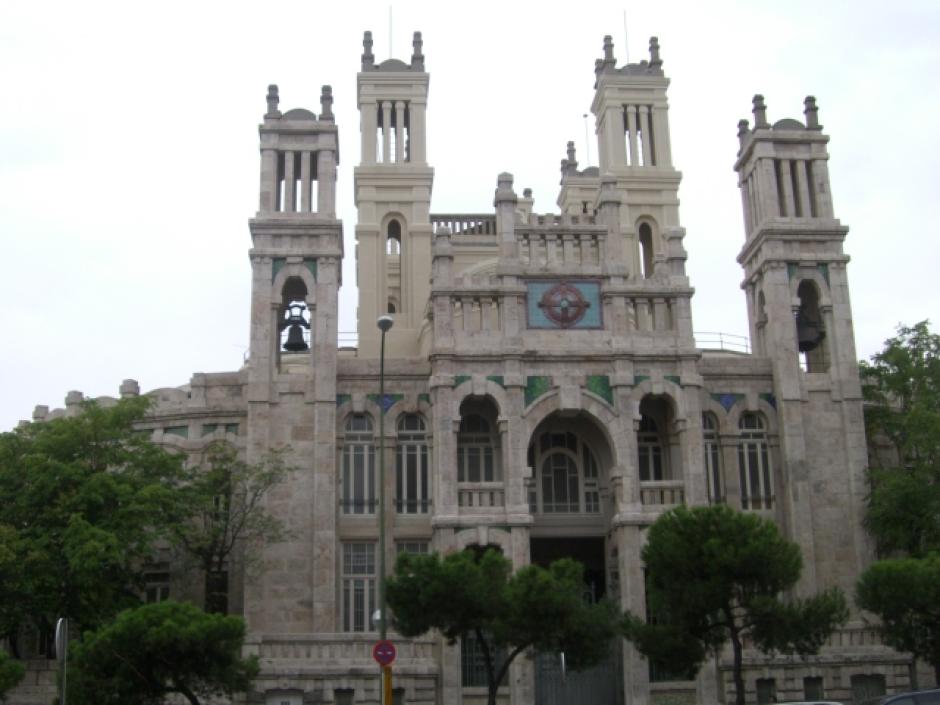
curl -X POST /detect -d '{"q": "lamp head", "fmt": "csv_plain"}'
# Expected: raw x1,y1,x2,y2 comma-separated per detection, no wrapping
377,315,394,333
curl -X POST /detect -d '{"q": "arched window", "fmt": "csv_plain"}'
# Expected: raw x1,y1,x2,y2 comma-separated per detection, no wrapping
396,414,429,514
341,414,375,514
796,279,828,372
638,415,664,481
457,414,498,482
738,412,773,510
638,222,654,278
527,430,601,514
386,219,402,256
702,413,723,503
280,277,310,353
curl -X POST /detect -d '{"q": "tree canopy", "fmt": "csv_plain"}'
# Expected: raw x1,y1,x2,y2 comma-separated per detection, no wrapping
622,505,848,705
856,553,940,684
0,398,183,654
170,442,291,613
861,320,940,557
69,600,258,705
858,321,940,683
386,548,618,705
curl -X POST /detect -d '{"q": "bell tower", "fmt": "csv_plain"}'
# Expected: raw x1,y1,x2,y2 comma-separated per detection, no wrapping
579,35,683,280
734,96,869,594
245,84,342,633
354,30,434,358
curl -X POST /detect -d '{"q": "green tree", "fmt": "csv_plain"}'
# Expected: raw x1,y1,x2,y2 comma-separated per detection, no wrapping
861,321,940,557
69,600,258,705
857,554,940,685
386,548,618,705
0,650,25,702
622,505,848,705
169,442,292,613
0,398,183,654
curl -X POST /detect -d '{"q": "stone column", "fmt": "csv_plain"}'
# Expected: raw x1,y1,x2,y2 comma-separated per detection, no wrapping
638,106,652,166
381,101,392,163
283,150,296,212
300,151,312,212
394,101,406,163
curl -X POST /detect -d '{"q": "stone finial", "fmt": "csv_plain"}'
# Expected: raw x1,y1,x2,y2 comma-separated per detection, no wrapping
411,31,425,70
523,188,533,198
603,35,615,63
362,31,375,70
265,84,281,118
737,119,751,148
320,85,334,122
804,95,821,130
33,405,49,422
649,36,662,68
566,140,577,163
752,94,769,128
494,172,517,206
120,379,140,398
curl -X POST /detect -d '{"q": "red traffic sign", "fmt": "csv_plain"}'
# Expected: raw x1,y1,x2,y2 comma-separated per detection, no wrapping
373,639,396,666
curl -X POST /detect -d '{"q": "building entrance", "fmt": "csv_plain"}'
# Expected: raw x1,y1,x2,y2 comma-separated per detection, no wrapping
530,537,623,705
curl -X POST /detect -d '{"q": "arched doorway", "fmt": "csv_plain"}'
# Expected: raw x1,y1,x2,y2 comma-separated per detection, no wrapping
526,412,623,705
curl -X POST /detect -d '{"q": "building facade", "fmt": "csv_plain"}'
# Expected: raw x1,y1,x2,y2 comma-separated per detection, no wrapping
23,32,908,705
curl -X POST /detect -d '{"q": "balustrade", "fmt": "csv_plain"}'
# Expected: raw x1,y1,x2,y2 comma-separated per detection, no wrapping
640,480,685,506
457,483,505,509
518,229,605,268
431,214,496,236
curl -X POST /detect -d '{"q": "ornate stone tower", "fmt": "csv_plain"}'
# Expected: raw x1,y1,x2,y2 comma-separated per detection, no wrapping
734,96,869,594
245,84,342,634
355,31,434,358
567,35,682,282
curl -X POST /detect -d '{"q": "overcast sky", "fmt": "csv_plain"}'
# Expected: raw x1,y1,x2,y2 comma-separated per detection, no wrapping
1,0,938,430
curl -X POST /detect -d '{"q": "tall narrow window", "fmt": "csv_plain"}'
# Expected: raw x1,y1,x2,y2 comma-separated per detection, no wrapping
703,413,723,503
638,415,664,481
638,222,654,278
738,412,773,510
342,414,376,514
796,279,828,372
387,219,402,255
457,414,497,482
396,414,430,514
342,542,376,632
280,277,310,353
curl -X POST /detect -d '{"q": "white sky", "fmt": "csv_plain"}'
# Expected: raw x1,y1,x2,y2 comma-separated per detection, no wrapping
1,0,938,431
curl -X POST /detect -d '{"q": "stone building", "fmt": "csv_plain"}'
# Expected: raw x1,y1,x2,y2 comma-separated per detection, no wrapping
20,31,908,705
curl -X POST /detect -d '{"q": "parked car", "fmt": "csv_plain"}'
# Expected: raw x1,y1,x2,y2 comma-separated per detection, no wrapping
860,689,940,705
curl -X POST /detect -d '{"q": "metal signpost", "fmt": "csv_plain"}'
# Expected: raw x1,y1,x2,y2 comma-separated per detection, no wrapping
373,639,396,705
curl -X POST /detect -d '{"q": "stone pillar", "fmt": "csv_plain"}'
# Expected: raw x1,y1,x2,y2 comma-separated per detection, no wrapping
394,101,406,163
361,100,377,164
381,101,392,163
300,151,312,212
638,106,652,166
317,149,336,216
493,172,518,262
259,148,278,212
409,101,427,163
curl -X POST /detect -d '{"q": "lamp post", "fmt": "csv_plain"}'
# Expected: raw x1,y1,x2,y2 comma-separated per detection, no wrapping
376,314,394,642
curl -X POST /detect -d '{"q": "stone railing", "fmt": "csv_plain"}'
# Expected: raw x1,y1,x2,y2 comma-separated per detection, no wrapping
248,634,436,662
640,480,686,506
457,483,505,509
518,228,606,268
432,214,496,236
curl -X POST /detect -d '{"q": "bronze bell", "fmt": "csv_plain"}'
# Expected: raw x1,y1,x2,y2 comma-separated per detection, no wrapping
796,311,825,352
282,303,310,352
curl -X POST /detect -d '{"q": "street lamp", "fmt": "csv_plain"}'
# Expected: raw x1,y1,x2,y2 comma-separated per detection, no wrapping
376,314,394,642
